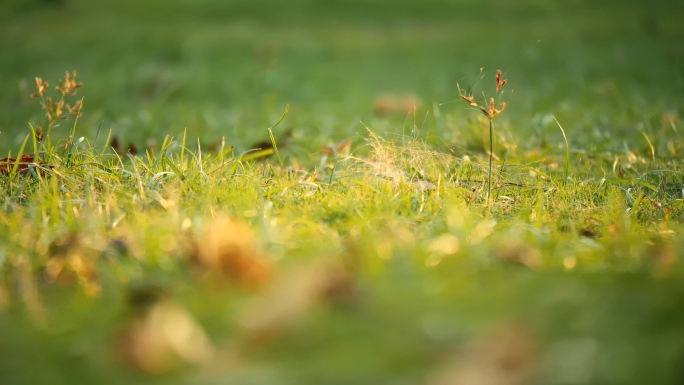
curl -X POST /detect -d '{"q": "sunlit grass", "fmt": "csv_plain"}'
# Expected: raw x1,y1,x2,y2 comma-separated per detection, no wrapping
1,1,684,384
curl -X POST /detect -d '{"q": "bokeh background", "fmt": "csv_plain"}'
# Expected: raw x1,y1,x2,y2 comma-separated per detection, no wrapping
1,0,682,158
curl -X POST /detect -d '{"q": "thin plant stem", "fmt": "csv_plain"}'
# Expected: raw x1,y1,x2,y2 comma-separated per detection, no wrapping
488,117,493,208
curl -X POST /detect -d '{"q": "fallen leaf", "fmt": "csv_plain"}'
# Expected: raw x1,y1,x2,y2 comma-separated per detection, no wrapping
110,136,122,153
321,139,352,156
127,142,138,155
116,287,214,374
192,216,272,289
0,154,51,176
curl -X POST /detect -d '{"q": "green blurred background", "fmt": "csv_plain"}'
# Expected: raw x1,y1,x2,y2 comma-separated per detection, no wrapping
1,0,683,158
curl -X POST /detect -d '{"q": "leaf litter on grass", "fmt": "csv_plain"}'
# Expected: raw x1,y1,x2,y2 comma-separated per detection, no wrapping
2,7,684,381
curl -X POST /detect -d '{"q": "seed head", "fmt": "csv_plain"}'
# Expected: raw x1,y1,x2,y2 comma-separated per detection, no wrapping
459,94,478,107
32,77,48,98
496,69,508,91
66,100,84,117
480,98,507,119
56,70,83,95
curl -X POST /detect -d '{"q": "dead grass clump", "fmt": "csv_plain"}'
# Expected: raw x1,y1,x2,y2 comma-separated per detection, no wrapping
347,129,458,190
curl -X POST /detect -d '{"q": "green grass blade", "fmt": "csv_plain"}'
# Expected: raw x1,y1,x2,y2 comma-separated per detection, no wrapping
552,116,570,186
11,134,30,176
267,104,290,168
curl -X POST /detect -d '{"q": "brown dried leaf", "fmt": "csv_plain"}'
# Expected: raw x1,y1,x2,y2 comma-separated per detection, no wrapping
110,136,122,153
321,139,352,156
193,216,272,289
127,142,138,155
116,289,214,374
0,154,51,176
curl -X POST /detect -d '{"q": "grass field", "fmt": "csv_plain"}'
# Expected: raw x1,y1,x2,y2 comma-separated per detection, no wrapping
1,0,684,384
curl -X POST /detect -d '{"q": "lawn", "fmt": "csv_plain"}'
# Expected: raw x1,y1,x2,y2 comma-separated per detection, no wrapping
1,0,684,384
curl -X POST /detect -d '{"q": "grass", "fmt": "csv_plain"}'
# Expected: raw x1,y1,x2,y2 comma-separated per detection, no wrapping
1,0,684,384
